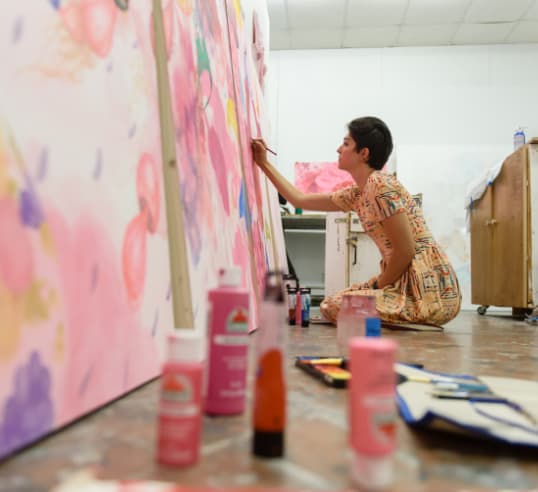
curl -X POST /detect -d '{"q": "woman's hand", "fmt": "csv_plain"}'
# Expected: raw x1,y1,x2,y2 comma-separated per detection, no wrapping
349,276,380,291
251,138,268,168
349,281,371,291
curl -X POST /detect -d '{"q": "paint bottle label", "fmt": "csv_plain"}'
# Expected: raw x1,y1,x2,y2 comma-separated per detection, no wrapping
157,369,202,466
205,267,250,416
157,332,204,467
226,307,249,334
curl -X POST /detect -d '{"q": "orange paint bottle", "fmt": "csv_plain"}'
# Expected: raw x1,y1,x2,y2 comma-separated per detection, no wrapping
252,271,287,458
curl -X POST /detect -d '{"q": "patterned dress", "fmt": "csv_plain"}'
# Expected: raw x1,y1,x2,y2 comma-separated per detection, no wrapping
320,172,461,326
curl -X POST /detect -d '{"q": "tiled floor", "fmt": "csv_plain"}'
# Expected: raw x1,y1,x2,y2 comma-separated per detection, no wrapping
1,310,537,491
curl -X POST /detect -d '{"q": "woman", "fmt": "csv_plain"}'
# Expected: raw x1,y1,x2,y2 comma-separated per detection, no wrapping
251,116,461,326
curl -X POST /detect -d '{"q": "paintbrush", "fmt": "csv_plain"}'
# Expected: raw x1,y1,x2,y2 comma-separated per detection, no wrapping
252,138,277,156
264,145,277,156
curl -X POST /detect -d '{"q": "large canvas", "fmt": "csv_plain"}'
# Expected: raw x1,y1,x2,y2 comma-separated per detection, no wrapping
0,0,281,459
0,0,172,458
224,0,287,276
167,0,285,331
165,0,257,329
236,0,287,277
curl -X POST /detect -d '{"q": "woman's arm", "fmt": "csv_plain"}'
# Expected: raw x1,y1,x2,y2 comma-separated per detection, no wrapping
251,139,342,212
374,212,415,288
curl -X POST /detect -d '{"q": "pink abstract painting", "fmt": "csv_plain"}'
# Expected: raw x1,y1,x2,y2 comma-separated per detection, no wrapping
295,161,355,193
0,0,172,459
167,0,284,331
0,0,282,459
168,0,261,329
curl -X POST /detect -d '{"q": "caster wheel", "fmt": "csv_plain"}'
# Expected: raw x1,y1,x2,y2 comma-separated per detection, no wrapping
477,306,488,315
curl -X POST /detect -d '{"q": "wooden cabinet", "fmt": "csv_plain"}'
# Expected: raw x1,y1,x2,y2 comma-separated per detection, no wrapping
470,143,538,310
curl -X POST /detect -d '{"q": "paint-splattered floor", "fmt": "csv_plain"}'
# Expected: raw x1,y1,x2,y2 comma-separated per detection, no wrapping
1,311,537,491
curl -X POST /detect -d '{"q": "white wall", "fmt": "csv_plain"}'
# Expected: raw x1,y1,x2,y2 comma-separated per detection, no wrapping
267,44,538,310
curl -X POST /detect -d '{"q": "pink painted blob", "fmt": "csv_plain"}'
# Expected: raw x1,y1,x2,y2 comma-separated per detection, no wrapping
60,0,118,58
136,153,160,234
122,210,148,305
207,127,229,214
0,198,34,294
232,227,257,332
199,70,212,107
45,210,159,422
80,0,118,57
59,3,85,44
232,227,249,288
251,220,267,298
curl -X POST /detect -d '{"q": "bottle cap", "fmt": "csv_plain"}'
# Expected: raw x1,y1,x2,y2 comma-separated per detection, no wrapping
167,330,205,363
219,266,242,287
253,430,284,458
365,317,381,337
351,451,393,490
264,271,285,303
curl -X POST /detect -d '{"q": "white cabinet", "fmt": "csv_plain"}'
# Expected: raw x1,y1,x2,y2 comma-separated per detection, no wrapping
282,215,326,299
324,212,381,296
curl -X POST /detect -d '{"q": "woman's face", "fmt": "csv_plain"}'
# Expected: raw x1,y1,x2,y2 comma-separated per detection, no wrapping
337,133,363,171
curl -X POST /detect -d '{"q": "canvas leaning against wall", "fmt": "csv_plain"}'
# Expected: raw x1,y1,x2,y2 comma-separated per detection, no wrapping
0,0,172,459
228,0,287,280
166,0,286,331
0,0,283,460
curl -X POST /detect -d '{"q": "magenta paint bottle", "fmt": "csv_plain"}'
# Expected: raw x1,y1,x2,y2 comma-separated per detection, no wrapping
157,331,204,467
205,267,250,416
295,285,302,326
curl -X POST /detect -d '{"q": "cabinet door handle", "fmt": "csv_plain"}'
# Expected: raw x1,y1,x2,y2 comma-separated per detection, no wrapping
485,219,498,226
346,237,358,265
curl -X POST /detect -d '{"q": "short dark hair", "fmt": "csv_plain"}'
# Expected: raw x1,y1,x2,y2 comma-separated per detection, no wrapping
347,116,393,170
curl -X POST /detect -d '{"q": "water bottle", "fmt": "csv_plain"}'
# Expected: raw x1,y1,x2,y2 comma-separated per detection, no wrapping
336,295,355,356
337,295,378,355
514,127,526,150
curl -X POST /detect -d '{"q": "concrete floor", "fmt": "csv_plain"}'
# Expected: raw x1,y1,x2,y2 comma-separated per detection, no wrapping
1,310,537,491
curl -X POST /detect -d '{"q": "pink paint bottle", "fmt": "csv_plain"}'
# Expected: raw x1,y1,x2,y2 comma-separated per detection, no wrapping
295,281,302,326
157,331,204,467
205,266,249,415
348,338,397,490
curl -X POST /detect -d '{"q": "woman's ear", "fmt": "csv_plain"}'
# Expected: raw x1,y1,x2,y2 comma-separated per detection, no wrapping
360,146,370,162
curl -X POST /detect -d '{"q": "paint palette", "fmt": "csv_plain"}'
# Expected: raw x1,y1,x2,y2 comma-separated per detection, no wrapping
294,356,350,388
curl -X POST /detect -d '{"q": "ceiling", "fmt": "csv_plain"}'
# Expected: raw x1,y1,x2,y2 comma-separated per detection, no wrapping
268,0,538,50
